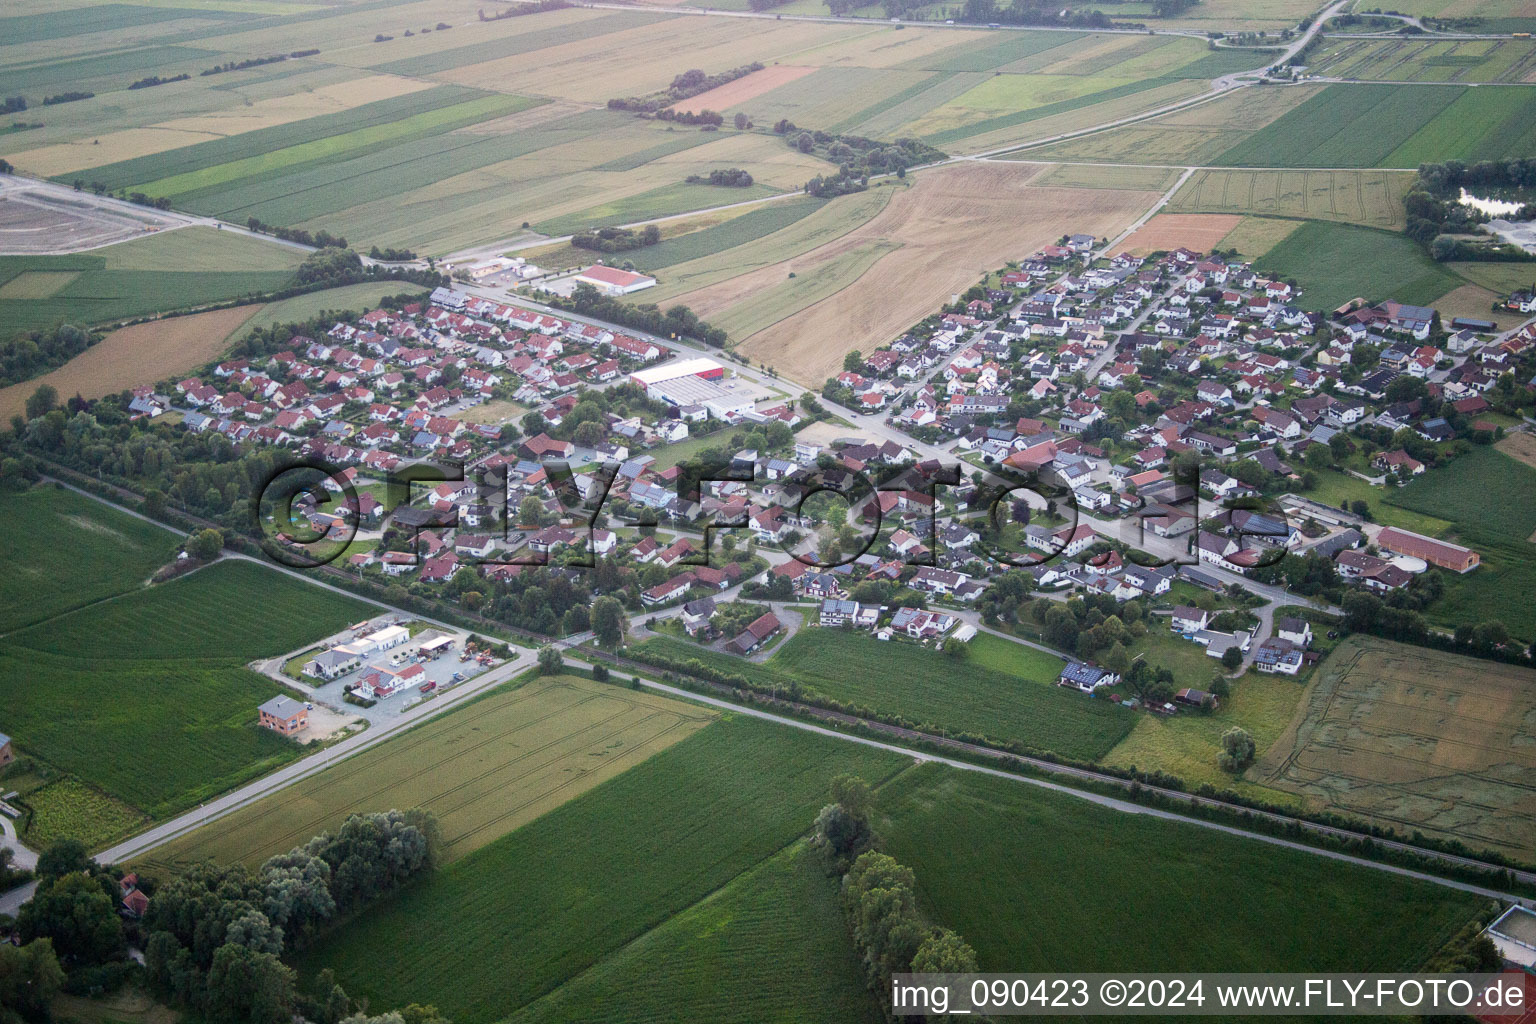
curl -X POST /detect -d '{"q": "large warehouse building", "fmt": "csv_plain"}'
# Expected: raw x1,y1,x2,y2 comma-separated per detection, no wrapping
631,358,751,420
573,265,656,296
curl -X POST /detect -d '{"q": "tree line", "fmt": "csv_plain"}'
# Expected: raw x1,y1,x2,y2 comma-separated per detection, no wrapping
202,50,319,76
42,91,93,105
607,63,764,114
0,324,95,390
812,776,981,1020
478,0,569,20
571,224,661,253
545,280,728,347
685,168,754,187
245,216,348,250
3,812,442,1024
128,73,190,90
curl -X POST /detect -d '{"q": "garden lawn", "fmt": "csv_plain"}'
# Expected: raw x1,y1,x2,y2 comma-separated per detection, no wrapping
1253,220,1461,312
293,716,908,1024
879,764,1481,972
1102,669,1308,803
0,485,176,632
1301,467,1454,537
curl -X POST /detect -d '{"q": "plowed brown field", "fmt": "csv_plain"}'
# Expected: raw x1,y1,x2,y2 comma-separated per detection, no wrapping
674,162,1161,384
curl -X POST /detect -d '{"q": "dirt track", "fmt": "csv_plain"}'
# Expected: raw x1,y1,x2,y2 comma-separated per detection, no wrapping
675,162,1163,385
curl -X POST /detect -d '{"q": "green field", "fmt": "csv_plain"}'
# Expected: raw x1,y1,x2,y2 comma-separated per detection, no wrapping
138,674,716,874
637,627,1134,761
0,557,371,829
295,716,908,1024
879,764,1481,971
1307,36,1536,84
711,238,899,340
66,86,507,192
535,180,781,238
0,485,175,632
1214,83,1536,168
627,196,827,272
1391,446,1536,551
1387,446,1536,639
137,93,540,201
639,186,893,303
0,226,304,331
503,842,883,1024
1253,220,1461,311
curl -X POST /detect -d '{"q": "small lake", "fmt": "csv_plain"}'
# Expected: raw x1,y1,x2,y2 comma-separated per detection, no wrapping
1459,188,1526,217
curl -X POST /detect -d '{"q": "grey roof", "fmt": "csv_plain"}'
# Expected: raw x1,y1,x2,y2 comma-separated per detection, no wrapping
0,731,10,747
258,695,305,718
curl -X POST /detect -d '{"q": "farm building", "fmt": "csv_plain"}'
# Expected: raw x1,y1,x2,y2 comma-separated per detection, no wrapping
1375,527,1480,573
573,265,656,296
727,611,781,655
258,696,309,736
0,731,11,767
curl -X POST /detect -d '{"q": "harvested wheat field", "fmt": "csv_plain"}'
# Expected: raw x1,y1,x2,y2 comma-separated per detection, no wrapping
669,65,818,114
1110,212,1242,256
677,162,1159,384
1497,431,1536,469
0,304,260,422
1252,635,1536,860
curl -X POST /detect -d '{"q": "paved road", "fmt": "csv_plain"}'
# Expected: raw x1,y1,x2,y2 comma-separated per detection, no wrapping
0,814,37,873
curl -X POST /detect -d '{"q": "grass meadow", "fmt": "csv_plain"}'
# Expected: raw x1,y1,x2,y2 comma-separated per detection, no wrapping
1253,220,1462,311
635,627,1135,761
294,716,909,1024
1388,446,1536,640
878,764,1482,971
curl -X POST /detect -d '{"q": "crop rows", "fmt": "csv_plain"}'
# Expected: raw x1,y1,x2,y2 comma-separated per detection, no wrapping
630,196,827,271
140,93,536,200
296,717,908,1024
879,764,1482,972
1213,83,1462,168
503,843,881,1024
370,9,667,78
0,487,173,632
72,85,498,191
7,558,370,661
179,108,622,227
